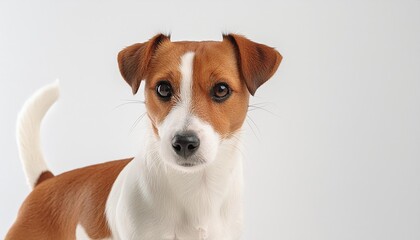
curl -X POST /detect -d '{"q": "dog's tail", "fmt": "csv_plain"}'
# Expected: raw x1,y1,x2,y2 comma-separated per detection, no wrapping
17,81,59,189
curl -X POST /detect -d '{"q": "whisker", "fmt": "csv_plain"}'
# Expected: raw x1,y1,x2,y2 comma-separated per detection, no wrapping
248,104,279,117
113,100,145,110
245,117,259,140
130,112,147,133
251,101,276,105
121,99,146,103
247,115,261,134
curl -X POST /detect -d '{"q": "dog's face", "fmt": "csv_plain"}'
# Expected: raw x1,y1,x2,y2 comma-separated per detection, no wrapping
118,34,282,170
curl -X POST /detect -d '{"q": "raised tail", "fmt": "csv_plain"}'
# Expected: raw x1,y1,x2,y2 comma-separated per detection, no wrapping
17,81,59,189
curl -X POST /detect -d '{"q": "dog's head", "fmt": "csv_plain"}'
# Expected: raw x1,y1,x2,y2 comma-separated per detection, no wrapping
118,34,282,170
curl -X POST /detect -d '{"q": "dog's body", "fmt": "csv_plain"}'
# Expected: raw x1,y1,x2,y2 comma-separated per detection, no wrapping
6,34,281,240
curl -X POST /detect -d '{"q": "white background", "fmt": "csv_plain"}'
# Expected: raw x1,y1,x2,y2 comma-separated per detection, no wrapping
1,0,420,239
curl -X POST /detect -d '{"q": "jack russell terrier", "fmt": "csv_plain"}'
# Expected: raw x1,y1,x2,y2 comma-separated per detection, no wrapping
6,33,282,240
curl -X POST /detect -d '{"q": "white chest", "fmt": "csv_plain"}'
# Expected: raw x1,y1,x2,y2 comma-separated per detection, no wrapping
105,157,243,240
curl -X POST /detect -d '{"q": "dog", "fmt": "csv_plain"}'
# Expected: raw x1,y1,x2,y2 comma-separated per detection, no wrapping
6,33,282,240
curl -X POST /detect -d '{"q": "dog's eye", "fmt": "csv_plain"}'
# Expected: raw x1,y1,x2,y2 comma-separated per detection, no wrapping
156,81,172,101
211,82,231,102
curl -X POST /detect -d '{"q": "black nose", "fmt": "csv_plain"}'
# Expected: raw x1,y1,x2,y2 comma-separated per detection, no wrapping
171,132,200,158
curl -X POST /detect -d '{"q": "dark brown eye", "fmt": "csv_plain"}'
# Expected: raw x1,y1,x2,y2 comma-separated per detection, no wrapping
212,82,231,102
156,81,172,101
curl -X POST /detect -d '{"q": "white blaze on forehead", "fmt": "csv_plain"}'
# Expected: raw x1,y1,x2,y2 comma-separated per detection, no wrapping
157,52,195,131
156,51,221,168
179,51,195,111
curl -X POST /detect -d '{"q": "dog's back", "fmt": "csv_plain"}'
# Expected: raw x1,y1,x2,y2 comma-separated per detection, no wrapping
6,159,130,239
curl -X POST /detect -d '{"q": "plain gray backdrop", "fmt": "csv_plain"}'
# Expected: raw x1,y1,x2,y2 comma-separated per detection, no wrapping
1,0,420,239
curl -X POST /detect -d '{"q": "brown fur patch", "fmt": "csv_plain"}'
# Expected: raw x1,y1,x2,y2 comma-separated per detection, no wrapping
35,171,54,186
6,158,132,240
191,41,250,137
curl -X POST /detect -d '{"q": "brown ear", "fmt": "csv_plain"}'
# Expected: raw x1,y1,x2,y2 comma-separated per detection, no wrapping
118,34,170,94
223,34,282,95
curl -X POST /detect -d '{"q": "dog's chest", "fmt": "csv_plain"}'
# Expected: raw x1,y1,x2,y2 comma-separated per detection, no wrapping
105,159,243,240
109,190,238,240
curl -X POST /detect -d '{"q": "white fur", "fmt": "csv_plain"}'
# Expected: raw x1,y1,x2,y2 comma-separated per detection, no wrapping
76,224,91,240
159,52,219,170
76,224,111,240
106,52,244,239
17,80,59,189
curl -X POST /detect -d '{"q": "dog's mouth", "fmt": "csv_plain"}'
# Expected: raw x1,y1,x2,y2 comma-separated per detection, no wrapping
176,159,205,168
179,162,196,167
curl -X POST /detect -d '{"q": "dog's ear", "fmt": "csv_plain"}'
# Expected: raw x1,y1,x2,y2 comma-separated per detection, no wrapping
118,34,170,94
223,34,282,96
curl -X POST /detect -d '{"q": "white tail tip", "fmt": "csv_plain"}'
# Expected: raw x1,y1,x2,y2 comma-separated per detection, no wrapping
17,81,60,189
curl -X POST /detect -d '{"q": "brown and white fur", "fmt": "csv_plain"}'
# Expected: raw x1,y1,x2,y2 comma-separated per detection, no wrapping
6,34,282,240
